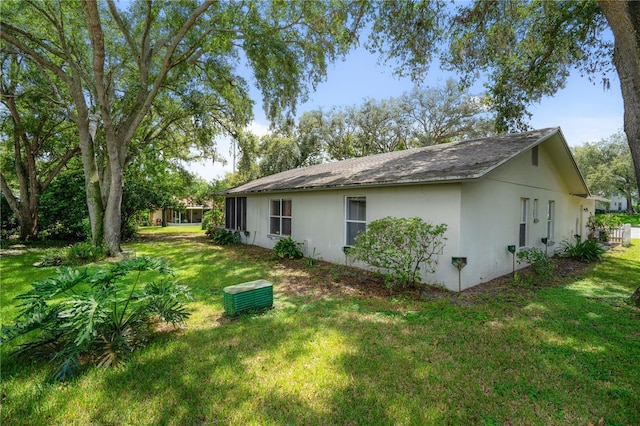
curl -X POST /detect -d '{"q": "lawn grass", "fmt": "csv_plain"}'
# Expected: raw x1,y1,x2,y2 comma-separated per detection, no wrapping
138,225,205,234
1,236,639,425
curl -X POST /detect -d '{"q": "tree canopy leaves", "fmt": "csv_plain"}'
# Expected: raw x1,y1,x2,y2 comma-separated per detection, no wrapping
573,132,638,212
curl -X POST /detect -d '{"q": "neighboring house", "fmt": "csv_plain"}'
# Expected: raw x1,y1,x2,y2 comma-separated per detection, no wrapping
594,193,638,213
222,127,595,291
607,194,626,212
606,194,637,213
150,199,212,226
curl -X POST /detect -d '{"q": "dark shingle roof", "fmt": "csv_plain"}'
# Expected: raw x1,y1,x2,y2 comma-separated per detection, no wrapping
225,127,561,195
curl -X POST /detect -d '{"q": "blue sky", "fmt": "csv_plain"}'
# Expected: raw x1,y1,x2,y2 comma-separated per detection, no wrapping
189,44,624,181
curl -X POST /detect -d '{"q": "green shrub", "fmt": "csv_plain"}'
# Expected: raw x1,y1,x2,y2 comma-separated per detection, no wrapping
516,247,555,284
560,236,605,262
38,170,89,241
202,210,214,231
273,237,303,259
304,247,322,267
348,217,447,289
588,214,623,242
211,228,241,245
37,248,66,267
202,209,225,232
203,210,225,236
122,222,138,240
35,243,107,268
1,193,18,238
1,256,192,381
66,242,107,265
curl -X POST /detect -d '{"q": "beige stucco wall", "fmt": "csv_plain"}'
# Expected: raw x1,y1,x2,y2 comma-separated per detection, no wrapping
244,185,463,288
239,138,594,292
458,140,594,290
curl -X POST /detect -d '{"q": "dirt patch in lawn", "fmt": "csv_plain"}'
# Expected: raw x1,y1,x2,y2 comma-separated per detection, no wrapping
226,243,394,300
455,257,592,297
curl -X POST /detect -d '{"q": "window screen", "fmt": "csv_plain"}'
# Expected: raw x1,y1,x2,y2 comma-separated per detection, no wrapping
225,197,246,231
346,197,366,246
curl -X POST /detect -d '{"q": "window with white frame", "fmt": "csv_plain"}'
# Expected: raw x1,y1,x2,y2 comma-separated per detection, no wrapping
546,200,555,240
345,196,366,246
533,199,539,222
269,199,291,235
519,198,529,247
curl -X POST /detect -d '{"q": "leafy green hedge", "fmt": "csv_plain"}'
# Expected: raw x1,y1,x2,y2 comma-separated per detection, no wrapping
349,217,447,289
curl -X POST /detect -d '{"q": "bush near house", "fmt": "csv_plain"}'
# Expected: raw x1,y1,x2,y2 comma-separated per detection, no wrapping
514,247,555,287
210,228,241,245
273,237,304,259
201,209,224,232
349,216,447,289
560,236,605,262
588,213,624,241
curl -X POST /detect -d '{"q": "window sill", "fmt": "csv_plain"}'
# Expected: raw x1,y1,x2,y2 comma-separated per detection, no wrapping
267,234,289,240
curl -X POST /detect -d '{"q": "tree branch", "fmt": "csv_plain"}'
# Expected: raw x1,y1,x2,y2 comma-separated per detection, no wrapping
0,29,69,84
106,0,141,66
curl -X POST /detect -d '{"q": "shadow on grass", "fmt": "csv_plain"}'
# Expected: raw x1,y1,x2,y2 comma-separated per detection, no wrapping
2,237,639,425
87,307,443,425
513,252,640,423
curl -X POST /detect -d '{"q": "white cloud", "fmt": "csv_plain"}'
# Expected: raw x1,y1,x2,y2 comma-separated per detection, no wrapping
247,120,270,137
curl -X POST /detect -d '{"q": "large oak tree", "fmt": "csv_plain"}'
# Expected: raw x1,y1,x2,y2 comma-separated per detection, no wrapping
369,0,639,194
0,52,79,240
1,0,366,254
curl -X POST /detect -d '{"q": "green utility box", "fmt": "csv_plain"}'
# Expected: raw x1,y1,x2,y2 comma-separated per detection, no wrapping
223,279,273,316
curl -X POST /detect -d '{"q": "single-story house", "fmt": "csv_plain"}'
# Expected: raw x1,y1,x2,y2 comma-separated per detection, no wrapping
149,199,212,226
603,193,637,213
222,127,595,291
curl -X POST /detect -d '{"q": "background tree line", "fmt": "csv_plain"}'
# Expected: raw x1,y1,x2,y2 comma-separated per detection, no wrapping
232,79,496,182
573,131,639,213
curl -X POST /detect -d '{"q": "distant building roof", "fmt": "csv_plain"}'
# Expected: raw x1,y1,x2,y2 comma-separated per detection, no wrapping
174,197,214,209
224,127,585,195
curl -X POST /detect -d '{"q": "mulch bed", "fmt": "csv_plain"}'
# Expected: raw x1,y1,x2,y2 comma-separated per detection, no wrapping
144,233,597,303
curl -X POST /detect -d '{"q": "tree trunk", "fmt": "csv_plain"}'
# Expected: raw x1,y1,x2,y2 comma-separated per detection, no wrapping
599,1,640,195
73,101,104,248
0,92,40,240
0,176,37,240
103,155,124,255
631,285,640,308
17,206,37,240
625,192,634,214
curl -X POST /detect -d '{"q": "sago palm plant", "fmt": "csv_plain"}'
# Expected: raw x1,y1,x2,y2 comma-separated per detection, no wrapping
1,256,192,381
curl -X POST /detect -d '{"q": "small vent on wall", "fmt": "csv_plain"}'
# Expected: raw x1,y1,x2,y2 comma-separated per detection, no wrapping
532,145,539,166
